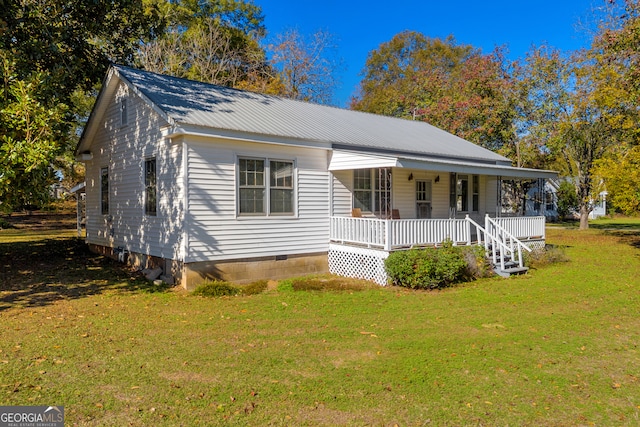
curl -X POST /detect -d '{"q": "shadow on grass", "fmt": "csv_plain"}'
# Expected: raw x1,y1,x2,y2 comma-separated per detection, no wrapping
0,237,170,311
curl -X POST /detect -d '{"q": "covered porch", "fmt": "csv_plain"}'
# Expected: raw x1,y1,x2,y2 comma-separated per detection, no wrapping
327,148,556,285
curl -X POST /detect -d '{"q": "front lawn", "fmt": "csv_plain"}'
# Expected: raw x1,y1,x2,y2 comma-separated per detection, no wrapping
0,225,639,426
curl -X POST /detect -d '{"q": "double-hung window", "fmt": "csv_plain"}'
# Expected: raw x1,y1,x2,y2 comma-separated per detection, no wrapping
238,158,294,216
145,158,157,216
100,167,109,215
353,168,392,214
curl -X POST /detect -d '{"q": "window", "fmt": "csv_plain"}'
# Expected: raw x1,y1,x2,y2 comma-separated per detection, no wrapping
457,175,469,212
353,168,391,215
450,173,479,213
472,175,479,212
120,98,128,126
545,191,555,211
270,160,294,214
145,158,157,216
100,167,109,214
238,158,294,215
353,169,372,212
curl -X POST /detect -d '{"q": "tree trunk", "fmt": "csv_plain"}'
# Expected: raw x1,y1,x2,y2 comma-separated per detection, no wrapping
579,204,590,230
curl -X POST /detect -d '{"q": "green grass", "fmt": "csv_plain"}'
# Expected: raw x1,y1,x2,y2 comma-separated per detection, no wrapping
1,226,639,425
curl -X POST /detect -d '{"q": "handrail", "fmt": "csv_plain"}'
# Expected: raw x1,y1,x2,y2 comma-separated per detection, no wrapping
465,215,523,271
485,215,532,270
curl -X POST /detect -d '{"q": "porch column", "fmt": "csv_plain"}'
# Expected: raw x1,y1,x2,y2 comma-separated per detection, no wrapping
496,176,502,217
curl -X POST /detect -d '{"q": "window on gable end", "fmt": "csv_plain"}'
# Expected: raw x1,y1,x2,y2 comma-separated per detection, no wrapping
100,167,109,215
120,98,128,126
145,158,157,216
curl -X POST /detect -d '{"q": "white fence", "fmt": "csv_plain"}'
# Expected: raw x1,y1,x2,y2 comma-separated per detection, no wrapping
330,215,545,251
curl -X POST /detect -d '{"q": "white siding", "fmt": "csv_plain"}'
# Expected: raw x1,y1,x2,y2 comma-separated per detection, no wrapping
331,170,352,216
84,82,183,260
185,137,330,262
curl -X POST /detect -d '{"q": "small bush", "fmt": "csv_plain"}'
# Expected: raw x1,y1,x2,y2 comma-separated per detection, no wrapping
462,245,493,279
525,245,570,268
192,280,240,297
0,218,15,229
385,240,472,289
241,280,269,295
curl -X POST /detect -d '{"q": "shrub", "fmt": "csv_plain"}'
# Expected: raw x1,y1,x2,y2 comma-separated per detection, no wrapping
461,245,493,279
385,240,473,289
525,245,570,269
0,218,15,229
241,280,269,295
192,280,240,297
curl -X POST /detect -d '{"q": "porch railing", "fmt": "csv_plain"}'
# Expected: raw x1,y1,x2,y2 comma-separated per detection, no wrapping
492,216,545,240
330,217,470,251
329,215,545,251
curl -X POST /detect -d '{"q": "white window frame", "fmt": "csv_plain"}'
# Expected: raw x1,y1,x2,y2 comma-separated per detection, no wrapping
353,168,392,215
237,156,296,217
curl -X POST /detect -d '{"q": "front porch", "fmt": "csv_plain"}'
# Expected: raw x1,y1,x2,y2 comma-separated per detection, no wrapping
328,215,546,285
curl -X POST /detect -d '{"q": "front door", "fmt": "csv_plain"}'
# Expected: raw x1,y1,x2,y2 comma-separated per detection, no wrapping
416,180,432,219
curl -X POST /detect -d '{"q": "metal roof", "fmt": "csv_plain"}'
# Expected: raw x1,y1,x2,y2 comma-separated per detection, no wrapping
113,65,513,165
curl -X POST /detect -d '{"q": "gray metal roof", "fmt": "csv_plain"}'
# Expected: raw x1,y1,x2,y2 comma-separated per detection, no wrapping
114,65,511,164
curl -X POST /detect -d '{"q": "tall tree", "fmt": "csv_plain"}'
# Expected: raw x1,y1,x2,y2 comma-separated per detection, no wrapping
136,0,277,90
517,46,622,229
268,28,342,104
351,31,516,152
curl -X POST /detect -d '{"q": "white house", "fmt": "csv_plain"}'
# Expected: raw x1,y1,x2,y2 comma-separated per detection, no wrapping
76,65,556,288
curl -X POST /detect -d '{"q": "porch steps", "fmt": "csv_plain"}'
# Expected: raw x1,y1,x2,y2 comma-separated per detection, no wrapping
494,265,529,278
489,252,530,278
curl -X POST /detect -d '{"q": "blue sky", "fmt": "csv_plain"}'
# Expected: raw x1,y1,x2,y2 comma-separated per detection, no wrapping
257,0,603,107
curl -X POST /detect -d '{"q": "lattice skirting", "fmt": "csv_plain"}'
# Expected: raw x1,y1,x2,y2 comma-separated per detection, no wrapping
329,243,389,286
523,239,546,252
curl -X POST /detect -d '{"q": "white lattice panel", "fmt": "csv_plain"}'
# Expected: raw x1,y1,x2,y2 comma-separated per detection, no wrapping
329,243,389,286
523,239,546,252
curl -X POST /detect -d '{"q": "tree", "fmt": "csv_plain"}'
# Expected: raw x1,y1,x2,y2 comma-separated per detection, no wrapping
0,57,69,211
516,45,623,229
351,31,516,151
0,0,164,104
268,28,342,104
136,0,278,90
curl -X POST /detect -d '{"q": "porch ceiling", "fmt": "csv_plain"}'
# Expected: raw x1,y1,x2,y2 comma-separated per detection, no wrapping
329,149,557,179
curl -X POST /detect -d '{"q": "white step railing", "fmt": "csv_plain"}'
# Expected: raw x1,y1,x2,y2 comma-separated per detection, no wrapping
483,215,533,270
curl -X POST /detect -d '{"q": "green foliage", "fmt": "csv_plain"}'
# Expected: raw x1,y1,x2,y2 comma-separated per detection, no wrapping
0,58,70,211
192,280,240,297
384,241,472,289
0,217,15,229
594,145,640,215
192,278,269,297
352,31,515,152
241,279,268,295
557,180,579,219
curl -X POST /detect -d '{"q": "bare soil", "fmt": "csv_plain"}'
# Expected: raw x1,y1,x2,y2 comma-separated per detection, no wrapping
1,211,77,230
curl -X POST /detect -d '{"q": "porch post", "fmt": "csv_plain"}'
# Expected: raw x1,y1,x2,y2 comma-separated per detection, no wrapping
384,219,392,251
496,176,502,217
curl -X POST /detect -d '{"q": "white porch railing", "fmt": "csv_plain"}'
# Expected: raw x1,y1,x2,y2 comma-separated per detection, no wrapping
330,215,545,251
492,216,545,240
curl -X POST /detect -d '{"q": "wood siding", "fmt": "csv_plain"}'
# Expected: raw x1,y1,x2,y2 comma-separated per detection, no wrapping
84,82,184,261
331,168,499,220
184,137,331,263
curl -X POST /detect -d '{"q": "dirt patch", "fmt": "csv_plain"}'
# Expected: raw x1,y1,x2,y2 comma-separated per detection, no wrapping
1,212,77,230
